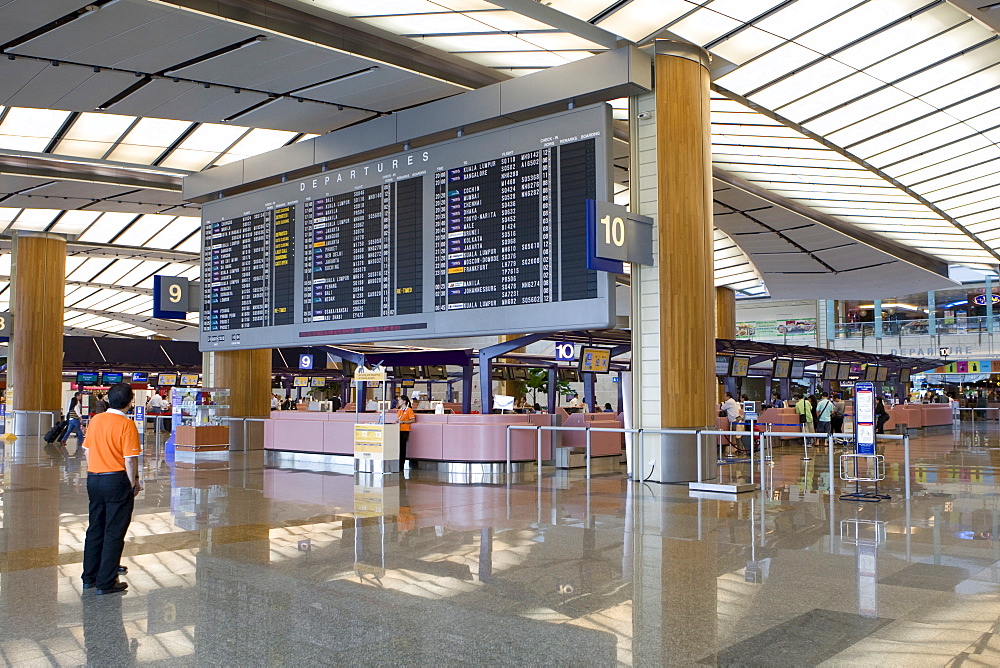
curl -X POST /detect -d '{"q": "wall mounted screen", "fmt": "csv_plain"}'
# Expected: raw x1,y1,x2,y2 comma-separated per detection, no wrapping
200,105,613,351
731,356,751,378
822,361,839,381
790,359,806,379
772,358,792,379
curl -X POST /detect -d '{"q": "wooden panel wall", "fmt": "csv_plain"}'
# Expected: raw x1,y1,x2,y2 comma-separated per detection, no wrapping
214,348,271,417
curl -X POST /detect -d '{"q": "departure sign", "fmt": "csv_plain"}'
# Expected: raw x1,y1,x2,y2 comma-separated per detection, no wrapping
200,105,614,350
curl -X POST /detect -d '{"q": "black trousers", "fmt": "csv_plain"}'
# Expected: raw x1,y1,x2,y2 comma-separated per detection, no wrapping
83,472,134,589
399,430,410,465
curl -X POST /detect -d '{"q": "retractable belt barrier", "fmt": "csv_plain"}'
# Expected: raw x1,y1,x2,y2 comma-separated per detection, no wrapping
503,425,914,498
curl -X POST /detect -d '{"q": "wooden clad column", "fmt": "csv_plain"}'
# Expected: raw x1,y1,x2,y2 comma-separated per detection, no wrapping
213,349,271,450
498,334,525,400
11,233,66,432
716,286,736,340
655,40,714,481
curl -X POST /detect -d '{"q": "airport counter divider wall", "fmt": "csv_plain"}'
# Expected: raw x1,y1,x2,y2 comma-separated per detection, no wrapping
263,411,625,462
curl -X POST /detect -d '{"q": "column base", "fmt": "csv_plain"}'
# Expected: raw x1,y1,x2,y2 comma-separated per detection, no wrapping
12,411,59,436
655,429,716,484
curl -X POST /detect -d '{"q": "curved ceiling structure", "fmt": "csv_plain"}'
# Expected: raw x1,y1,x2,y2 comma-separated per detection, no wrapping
0,0,997,335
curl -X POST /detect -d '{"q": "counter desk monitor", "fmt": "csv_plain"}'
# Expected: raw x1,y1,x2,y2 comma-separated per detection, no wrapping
875,365,889,382
491,367,509,381
76,371,99,385
510,366,529,380
131,372,149,383
158,373,178,386
790,359,806,379
293,376,309,387
559,367,580,382
424,365,448,380
864,365,879,382
179,374,200,387
393,365,420,379
310,377,327,387
730,356,751,378
772,358,792,379
100,372,124,385
899,368,911,383
822,361,840,381
837,363,852,382
715,354,732,376
200,105,615,350
578,346,611,374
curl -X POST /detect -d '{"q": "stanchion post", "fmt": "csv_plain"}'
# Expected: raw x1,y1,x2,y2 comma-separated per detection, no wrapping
536,426,542,476
749,428,755,487
505,427,512,479
695,431,702,484
828,434,835,493
903,433,911,500
585,427,592,480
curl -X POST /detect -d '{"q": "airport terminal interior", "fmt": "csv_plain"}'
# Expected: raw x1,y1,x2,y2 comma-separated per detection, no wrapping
3,0,1000,665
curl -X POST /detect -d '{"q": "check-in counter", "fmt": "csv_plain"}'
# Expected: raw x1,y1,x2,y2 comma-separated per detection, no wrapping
758,407,800,440
887,403,952,430
559,412,624,456
264,411,556,462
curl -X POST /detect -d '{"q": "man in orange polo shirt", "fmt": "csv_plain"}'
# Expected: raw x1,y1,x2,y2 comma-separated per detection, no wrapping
81,383,143,595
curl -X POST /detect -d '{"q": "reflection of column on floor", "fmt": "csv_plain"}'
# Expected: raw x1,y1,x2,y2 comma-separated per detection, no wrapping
633,531,717,664
0,462,61,634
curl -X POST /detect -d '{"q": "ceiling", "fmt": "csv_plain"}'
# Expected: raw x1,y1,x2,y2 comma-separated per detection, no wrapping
0,0,997,336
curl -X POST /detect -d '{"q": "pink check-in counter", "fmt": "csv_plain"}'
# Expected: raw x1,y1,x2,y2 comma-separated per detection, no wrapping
264,411,557,462
885,403,952,430
559,412,624,456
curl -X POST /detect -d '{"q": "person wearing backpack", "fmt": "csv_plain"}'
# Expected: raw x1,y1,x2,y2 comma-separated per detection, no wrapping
815,392,835,442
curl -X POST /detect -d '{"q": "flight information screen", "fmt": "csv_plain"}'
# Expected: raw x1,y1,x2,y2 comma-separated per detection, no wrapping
200,104,613,350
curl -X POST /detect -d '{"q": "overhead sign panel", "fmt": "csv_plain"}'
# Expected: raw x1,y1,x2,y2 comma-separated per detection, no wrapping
585,200,654,272
200,105,614,351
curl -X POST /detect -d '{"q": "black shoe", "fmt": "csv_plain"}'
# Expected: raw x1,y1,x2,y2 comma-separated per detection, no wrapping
97,582,128,595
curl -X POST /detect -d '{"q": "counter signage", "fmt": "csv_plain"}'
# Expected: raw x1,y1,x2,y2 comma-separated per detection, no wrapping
855,381,876,456
354,366,388,383
158,373,178,386
554,342,575,362
200,105,614,350
293,376,309,387
133,405,145,430
578,346,611,374
179,374,199,387
0,312,11,338
585,200,654,272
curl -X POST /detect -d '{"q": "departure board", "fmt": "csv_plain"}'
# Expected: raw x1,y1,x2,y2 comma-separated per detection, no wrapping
200,104,614,350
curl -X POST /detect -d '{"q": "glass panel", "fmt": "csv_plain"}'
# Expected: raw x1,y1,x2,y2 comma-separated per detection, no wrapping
460,51,586,68
49,210,102,235
62,112,134,142
515,32,606,50
77,212,140,244
707,0,788,22
66,258,115,282
881,135,992,176
749,59,856,110
889,148,1000,183
896,43,1000,98
596,0,693,42
113,213,174,247
90,261,142,286
313,0,495,15
0,107,70,151
949,195,1000,219
753,0,864,40
866,21,989,84
115,260,169,288
777,72,884,121
417,33,545,53
917,161,1000,193
926,173,1000,203
668,10,742,46
216,128,298,164
847,113,956,159
860,122,972,167
545,0,618,21
794,0,939,55
10,208,60,231
715,42,822,95
943,94,1000,124
157,149,217,171
806,88,914,139
144,216,201,250
106,118,193,164
832,4,968,70
364,11,548,34
172,234,202,254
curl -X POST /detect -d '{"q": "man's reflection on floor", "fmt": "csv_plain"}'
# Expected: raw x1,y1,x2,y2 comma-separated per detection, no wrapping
82,592,137,667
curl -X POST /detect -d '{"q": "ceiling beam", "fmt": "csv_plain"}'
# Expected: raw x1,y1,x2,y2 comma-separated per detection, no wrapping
164,0,506,90
0,149,186,192
486,0,623,49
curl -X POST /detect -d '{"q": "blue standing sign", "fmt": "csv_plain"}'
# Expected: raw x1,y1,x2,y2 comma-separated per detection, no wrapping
855,382,876,455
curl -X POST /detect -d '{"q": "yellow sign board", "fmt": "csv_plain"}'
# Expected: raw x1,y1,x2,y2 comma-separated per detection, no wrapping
354,366,388,382
353,423,399,461
579,346,611,374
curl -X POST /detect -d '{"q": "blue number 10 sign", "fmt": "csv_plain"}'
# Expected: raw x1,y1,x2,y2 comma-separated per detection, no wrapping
554,342,575,362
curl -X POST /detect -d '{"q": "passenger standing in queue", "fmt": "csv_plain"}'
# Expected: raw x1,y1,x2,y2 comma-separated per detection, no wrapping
831,393,846,436
396,396,416,471
794,394,814,441
62,391,86,452
875,397,890,434
815,392,835,444
81,383,142,595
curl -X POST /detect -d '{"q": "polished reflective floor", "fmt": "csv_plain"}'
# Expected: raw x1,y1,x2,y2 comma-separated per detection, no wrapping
1,422,1000,666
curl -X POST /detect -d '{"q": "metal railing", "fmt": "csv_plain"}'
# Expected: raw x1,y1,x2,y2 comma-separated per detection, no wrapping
504,423,914,498
955,407,1000,423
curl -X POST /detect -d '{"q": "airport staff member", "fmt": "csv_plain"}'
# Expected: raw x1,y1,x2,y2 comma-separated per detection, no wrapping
81,383,142,596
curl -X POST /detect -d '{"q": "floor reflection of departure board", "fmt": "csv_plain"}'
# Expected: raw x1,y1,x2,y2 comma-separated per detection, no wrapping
200,104,614,351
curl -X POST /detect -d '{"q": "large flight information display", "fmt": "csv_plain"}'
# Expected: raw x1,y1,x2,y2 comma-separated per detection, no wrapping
201,104,613,350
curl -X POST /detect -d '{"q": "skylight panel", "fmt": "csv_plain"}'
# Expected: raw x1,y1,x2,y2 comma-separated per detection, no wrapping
669,10,742,46
113,213,174,246
0,107,70,152
715,42,820,95
805,88,914,138
864,21,988,84
847,113,956,158
116,260,168,287
709,28,785,67
793,0,931,55
822,100,939,149
545,0,619,22
895,47,1000,100
11,208,60,231
831,4,968,71
77,212,140,244
169,123,247,153
172,234,201,254
752,0,864,41
144,216,201,250
890,147,1000,183
215,128,298,165
106,118,193,164
49,210,102,235
596,0,693,43
460,51,585,68
313,0,493,15
777,72,884,121
90,259,142,285
880,135,992,176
